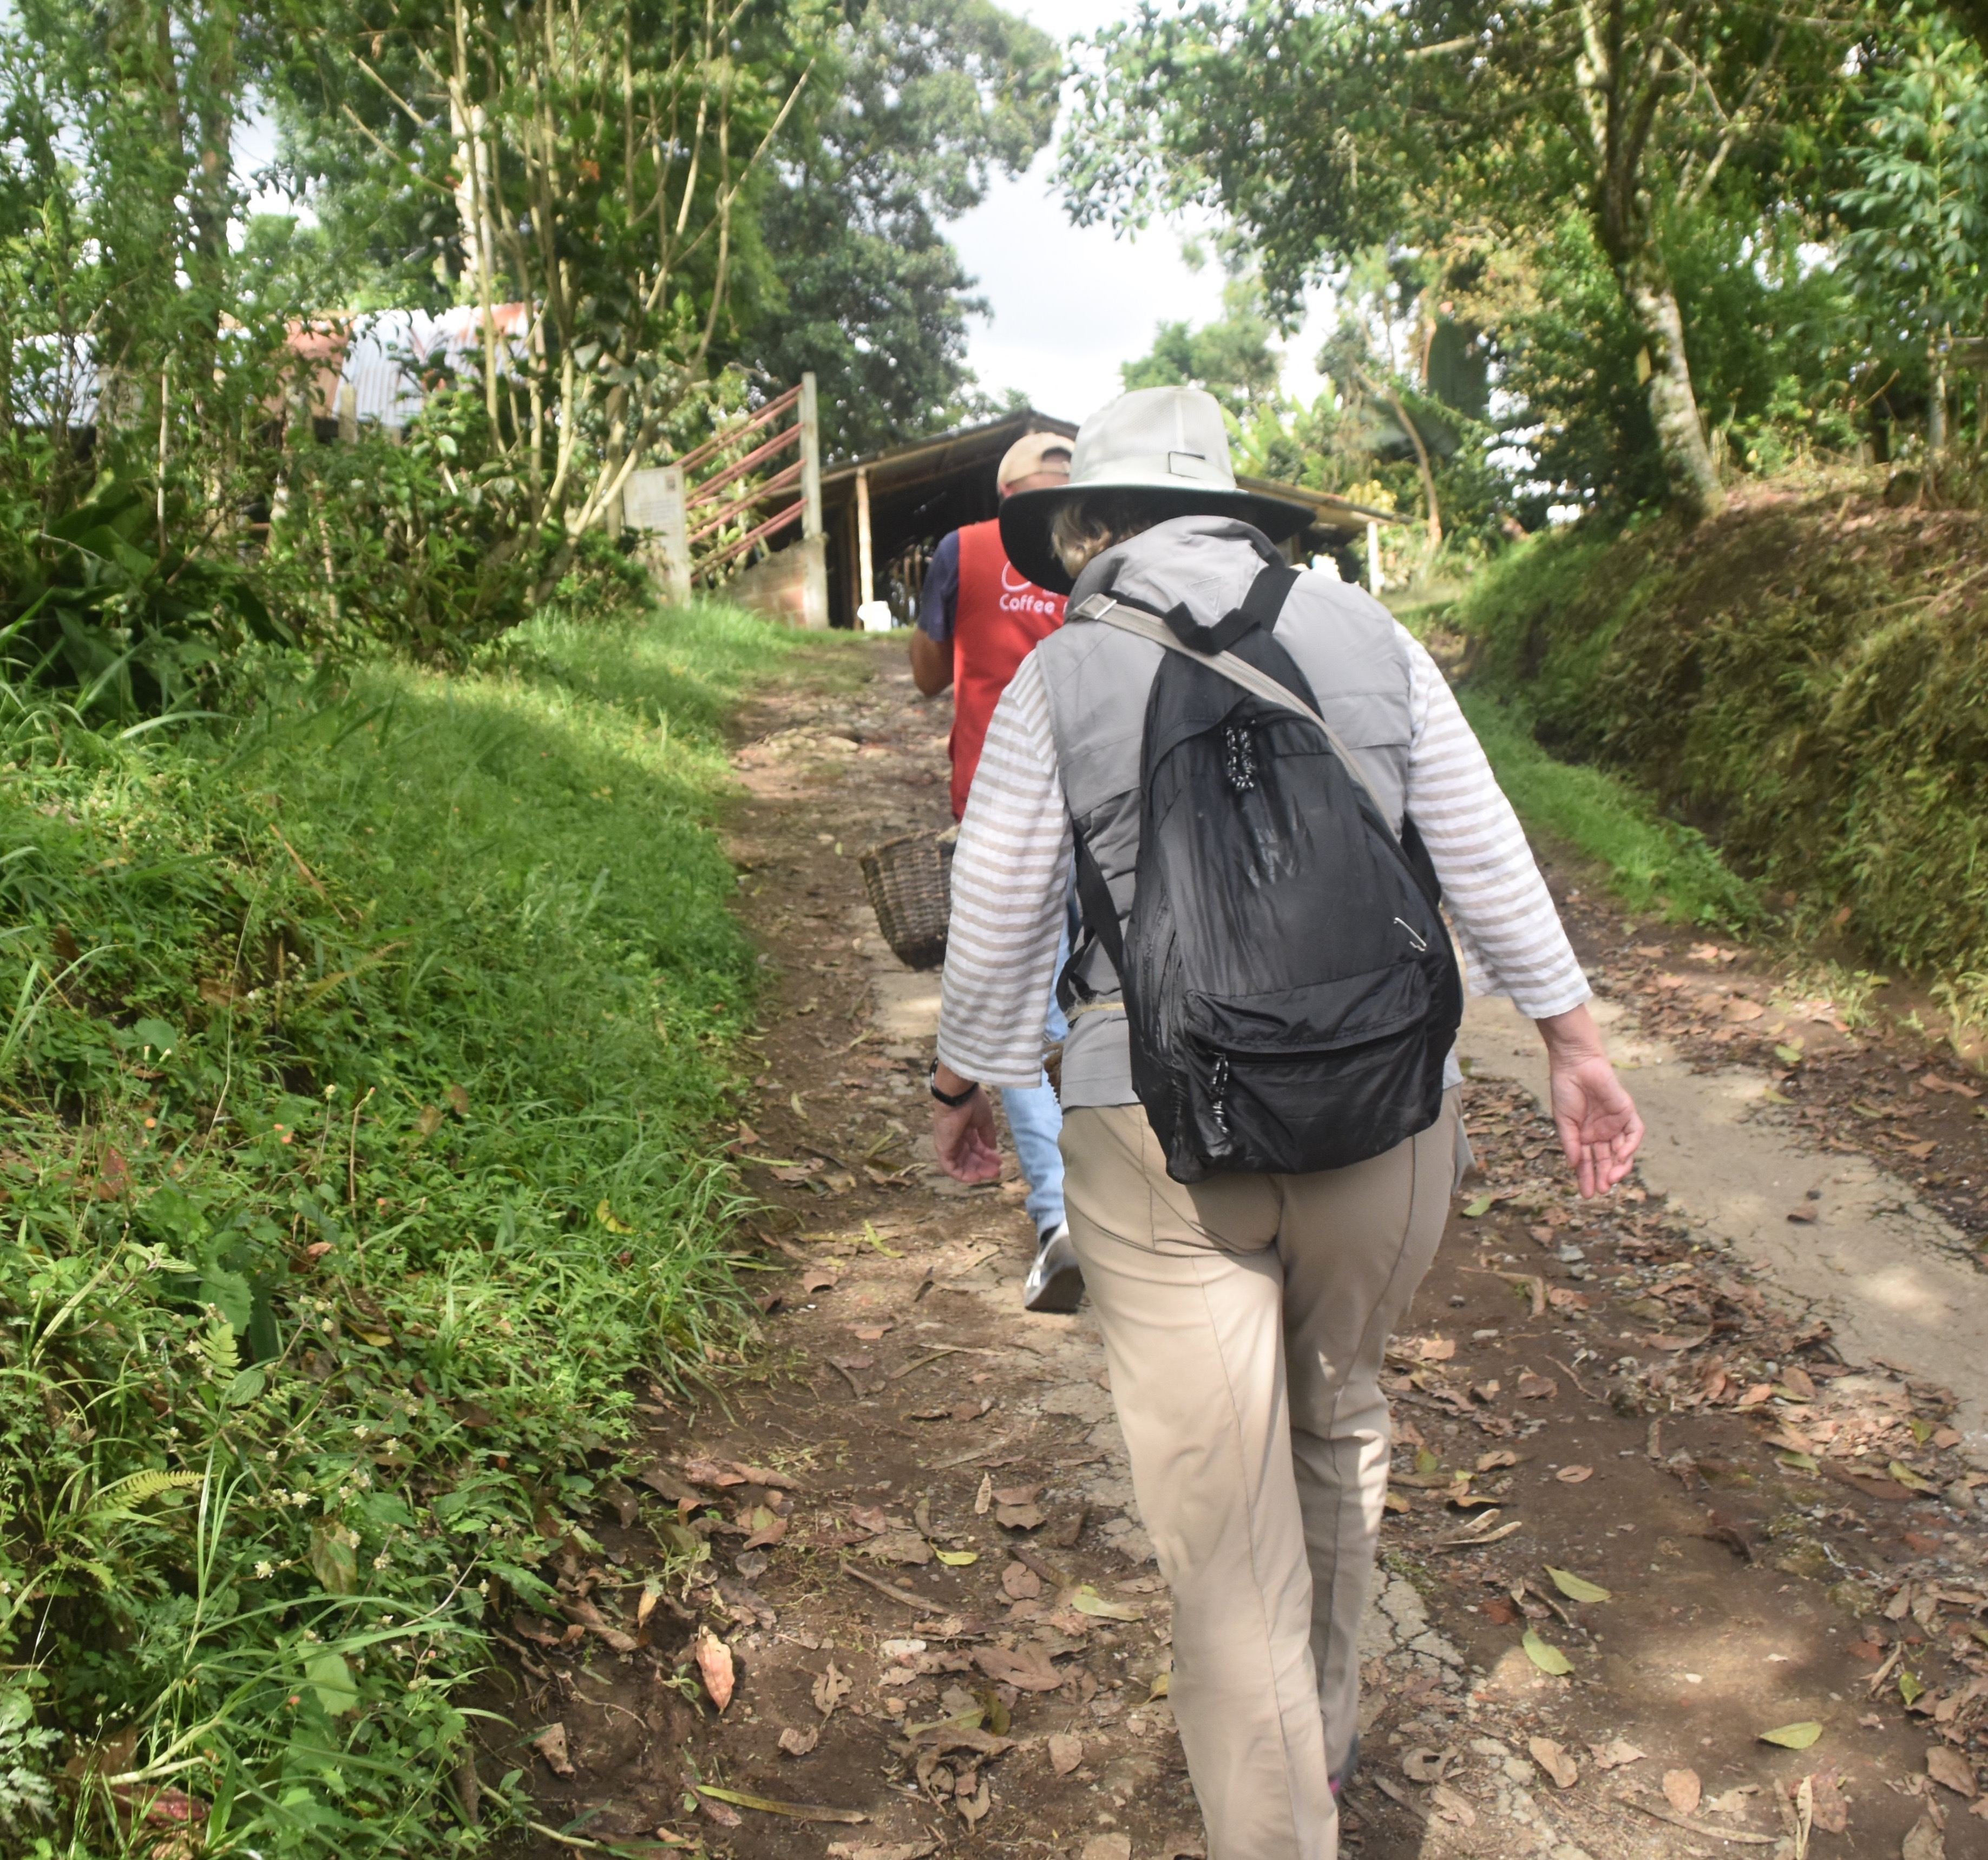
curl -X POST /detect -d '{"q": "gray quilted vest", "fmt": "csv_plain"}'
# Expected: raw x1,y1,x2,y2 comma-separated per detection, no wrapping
1035,516,1414,1109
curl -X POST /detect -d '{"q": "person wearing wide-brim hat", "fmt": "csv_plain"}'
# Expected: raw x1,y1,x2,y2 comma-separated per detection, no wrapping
995,384,1315,596
928,387,1643,1860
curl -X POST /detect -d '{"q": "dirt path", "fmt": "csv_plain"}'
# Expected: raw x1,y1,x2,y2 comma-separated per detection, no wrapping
504,635,1988,1860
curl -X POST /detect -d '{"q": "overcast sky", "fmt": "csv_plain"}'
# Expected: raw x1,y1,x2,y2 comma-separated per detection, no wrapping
953,0,1334,425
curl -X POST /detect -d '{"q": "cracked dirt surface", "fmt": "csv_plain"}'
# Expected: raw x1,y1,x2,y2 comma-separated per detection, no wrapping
496,633,1988,1860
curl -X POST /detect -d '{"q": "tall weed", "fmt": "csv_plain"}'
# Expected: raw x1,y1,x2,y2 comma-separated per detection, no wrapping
0,598,796,1857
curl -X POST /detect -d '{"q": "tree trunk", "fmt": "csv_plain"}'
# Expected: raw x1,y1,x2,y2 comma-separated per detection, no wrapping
1381,378,1441,560
1930,331,1950,457
1620,250,1723,521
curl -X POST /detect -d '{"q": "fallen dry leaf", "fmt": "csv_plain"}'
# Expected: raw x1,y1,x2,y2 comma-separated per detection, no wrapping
1927,1746,1977,1797
1556,1464,1594,1484
974,1643,1064,1693
803,1266,839,1293
699,1795,744,1828
1402,1747,1452,1783
812,1662,852,1718
779,1725,820,1757
1081,1837,1131,1860
1664,1769,1703,1816
1921,1073,1981,1098
867,1529,933,1565
848,1504,890,1534
1477,1450,1519,1471
696,1627,735,1712
1529,1738,1578,1790
531,1722,575,1777
1416,1335,1457,1361
560,1595,637,1653
742,1509,789,1551
1590,1739,1648,1770
974,1473,993,1515
1048,1733,1083,1776
994,1503,1047,1531
1902,1815,1945,1860
1804,1766,1846,1834
1430,1783,1477,1828
1002,1563,1042,1600
1518,1373,1559,1401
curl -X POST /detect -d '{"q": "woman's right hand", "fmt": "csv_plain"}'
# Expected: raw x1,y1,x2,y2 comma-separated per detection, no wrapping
1535,1004,1645,1197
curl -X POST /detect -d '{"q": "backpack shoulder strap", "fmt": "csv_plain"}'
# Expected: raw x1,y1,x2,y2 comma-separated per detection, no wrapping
1056,820,1125,1013
1068,587,1394,833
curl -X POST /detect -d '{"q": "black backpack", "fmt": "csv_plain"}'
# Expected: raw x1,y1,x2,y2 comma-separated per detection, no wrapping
1060,563,1464,1184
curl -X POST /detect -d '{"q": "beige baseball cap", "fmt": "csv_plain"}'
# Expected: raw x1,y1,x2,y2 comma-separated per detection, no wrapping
996,429,1074,490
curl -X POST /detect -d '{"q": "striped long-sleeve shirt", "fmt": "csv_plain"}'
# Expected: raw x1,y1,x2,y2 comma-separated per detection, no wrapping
935,625,1590,1095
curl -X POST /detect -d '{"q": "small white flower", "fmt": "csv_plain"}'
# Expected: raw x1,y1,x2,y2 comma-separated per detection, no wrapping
372,1553,391,1570
254,1561,275,1579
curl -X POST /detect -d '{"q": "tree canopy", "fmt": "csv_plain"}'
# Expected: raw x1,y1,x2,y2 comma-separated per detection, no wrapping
1061,0,1926,528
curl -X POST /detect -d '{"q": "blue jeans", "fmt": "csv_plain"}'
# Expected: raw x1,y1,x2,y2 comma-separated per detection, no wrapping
1000,915,1071,1237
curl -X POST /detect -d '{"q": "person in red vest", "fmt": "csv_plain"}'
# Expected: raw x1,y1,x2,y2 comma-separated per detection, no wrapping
908,429,1081,1312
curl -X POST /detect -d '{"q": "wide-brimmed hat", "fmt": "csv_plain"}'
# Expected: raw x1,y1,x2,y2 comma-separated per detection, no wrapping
1000,386,1313,594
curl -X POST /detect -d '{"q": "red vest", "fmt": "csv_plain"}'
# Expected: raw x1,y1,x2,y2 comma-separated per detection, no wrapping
949,519,1066,819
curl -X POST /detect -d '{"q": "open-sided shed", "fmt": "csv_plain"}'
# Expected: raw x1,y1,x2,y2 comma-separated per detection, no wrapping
815,409,1396,630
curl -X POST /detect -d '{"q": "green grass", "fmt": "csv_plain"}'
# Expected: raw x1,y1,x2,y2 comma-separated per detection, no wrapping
0,597,798,1857
1455,688,1761,931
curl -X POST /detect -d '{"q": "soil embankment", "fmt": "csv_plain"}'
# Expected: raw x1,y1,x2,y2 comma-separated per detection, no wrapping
504,632,1988,1860
1451,482,1988,1004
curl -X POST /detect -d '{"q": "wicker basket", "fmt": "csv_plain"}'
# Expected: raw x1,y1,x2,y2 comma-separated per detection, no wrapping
860,826,957,970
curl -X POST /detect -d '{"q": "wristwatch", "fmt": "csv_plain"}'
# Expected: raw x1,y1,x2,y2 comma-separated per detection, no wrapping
928,1059,980,1107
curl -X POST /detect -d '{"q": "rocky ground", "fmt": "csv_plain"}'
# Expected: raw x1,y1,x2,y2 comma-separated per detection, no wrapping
493,632,1988,1860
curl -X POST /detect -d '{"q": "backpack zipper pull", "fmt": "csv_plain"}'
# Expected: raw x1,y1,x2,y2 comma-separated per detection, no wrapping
1394,916,1429,953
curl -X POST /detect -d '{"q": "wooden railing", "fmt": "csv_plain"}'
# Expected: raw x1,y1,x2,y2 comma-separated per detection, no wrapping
619,372,823,604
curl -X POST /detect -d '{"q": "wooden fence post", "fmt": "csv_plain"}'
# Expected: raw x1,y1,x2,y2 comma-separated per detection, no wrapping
799,372,823,540
855,465,874,607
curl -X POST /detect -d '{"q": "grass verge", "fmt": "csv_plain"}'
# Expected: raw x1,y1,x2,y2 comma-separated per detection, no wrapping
0,597,797,1857
1456,688,1760,931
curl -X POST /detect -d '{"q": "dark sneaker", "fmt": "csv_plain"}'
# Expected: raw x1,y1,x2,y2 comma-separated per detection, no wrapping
1022,1222,1083,1313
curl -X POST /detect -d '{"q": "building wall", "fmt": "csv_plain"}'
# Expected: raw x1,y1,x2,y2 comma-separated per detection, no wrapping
727,535,828,630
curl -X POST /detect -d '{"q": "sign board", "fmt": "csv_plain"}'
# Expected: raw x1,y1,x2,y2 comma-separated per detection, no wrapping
623,464,691,599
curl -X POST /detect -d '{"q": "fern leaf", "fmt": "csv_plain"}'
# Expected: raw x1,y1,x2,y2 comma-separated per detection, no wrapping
80,1469,202,1517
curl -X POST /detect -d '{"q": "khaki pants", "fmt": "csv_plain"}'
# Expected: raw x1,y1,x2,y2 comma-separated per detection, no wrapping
1060,1092,1460,1860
